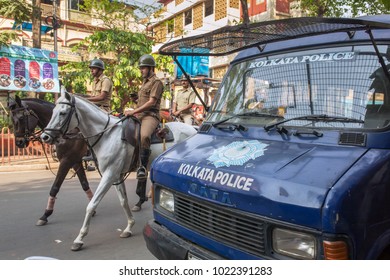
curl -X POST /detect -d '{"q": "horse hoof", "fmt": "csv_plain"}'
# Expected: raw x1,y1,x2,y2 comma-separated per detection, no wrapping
71,243,84,251
120,231,132,238
131,205,141,212
36,219,48,226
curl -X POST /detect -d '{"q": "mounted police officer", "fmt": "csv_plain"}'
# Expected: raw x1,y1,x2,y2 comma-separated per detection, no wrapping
125,54,163,211
86,58,113,112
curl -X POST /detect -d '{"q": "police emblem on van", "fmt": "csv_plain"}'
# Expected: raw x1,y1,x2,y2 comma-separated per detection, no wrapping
207,140,268,168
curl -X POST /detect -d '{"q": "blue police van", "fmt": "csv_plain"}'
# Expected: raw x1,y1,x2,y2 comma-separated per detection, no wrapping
143,15,390,260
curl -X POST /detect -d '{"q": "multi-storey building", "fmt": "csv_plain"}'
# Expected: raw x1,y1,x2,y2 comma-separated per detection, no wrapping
151,0,295,79
0,0,139,66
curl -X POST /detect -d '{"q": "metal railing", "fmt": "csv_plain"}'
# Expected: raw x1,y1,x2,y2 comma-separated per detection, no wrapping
1,127,52,166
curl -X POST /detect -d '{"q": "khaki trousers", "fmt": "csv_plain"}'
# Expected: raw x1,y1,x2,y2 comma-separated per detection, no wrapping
139,115,160,149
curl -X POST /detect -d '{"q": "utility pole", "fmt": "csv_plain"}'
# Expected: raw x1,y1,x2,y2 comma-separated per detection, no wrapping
45,0,61,52
240,0,250,25
52,0,58,52
32,0,42,49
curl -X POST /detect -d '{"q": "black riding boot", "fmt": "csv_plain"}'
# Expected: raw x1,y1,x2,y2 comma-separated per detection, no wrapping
136,148,151,180
132,149,151,212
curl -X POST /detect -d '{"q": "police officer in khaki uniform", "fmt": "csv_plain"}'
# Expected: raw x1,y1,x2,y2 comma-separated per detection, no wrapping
86,58,113,112
172,77,196,124
125,54,163,211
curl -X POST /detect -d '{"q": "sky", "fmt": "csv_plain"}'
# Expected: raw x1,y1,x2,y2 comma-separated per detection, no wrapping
125,0,163,18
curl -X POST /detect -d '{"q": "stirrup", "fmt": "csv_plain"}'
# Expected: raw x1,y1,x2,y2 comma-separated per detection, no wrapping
82,154,94,161
136,166,147,180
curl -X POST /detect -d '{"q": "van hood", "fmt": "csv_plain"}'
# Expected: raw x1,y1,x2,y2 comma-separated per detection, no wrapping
151,134,367,229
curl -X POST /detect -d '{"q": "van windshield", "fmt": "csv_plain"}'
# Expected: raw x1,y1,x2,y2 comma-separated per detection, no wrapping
208,44,390,130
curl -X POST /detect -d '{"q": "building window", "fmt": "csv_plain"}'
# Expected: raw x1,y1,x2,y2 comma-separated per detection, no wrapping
205,0,214,17
69,0,85,11
42,0,53,4
184,9,192,25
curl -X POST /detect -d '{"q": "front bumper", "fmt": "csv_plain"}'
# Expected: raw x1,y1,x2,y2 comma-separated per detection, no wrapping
143,219,224,260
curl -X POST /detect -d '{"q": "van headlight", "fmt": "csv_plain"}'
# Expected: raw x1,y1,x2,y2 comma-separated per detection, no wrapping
159,189,175,213
272,228,316,259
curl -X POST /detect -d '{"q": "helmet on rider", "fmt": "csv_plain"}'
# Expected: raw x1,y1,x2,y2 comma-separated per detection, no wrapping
138,54,156,67
89,58,105,70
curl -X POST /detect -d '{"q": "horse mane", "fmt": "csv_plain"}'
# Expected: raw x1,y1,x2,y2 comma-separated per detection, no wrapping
22,98,55,108
73,95,98,108
73,95,115,118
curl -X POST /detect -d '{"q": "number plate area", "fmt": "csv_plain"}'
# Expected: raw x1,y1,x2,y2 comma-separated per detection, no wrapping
187,252,202,260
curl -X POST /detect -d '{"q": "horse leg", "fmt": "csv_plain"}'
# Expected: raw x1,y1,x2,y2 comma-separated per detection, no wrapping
71,177,112,251
73,162,96,216
132,179,148,212
36,161,73,226
114,182,135,238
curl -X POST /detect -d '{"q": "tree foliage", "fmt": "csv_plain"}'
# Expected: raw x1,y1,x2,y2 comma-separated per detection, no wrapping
0,0,32,47
295,0,389,17
62,0,168,113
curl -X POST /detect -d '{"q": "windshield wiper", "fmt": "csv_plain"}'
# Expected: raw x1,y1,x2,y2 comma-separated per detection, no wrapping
264,114,364,131
213,112,282,130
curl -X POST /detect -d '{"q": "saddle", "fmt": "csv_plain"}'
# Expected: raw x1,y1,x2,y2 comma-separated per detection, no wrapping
121,119,175,146
121,118,175,171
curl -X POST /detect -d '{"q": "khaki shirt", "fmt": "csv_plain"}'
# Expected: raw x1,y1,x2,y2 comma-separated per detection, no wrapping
137,74,163,119
92,73,113,110
173,87,196,115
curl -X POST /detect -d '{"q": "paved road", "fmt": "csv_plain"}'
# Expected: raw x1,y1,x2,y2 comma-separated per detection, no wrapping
0,169,156,260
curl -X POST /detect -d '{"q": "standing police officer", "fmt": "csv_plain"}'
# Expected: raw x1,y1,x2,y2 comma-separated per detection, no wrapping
125,54,163,211
172,77,196,124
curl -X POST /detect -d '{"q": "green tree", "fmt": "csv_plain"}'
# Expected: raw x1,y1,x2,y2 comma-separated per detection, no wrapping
154,54,175,100
62,0,169,113
295,0,389,17
0,0,32,47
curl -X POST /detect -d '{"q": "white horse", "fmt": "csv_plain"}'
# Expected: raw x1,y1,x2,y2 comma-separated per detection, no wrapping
41,88,197,251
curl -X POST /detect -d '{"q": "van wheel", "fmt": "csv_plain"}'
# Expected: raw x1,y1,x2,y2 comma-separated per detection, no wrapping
378,247,390,260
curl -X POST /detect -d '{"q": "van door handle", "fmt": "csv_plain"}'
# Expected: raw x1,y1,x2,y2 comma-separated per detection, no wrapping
294,130,323,137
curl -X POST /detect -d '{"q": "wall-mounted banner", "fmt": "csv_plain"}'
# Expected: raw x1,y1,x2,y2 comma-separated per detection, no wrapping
0,45,59,92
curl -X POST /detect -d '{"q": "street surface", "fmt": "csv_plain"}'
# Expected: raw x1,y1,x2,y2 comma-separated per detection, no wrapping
0,169,156,260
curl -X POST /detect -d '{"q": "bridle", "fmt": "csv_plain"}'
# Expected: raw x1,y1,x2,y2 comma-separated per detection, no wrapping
10,103,64,176
43,94,80,140
42,93,134,182
43,94,122,148
11,105,42,142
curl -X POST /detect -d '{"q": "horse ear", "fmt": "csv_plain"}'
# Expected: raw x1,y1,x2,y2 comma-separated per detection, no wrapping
15,95,22,107
60,85,66,96
62,86,71,101
65,90,71,101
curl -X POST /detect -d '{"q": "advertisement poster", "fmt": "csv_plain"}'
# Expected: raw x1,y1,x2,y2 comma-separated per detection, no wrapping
175,47,209,79
0,45,59,93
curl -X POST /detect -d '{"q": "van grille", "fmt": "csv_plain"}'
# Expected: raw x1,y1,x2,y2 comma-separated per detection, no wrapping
175,194,266,257
339,132,366,146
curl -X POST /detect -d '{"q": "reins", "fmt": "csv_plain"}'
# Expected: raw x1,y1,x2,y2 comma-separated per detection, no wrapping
83,114,139,184
11,104,81,179
74,96,137,182
43,94,140,184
